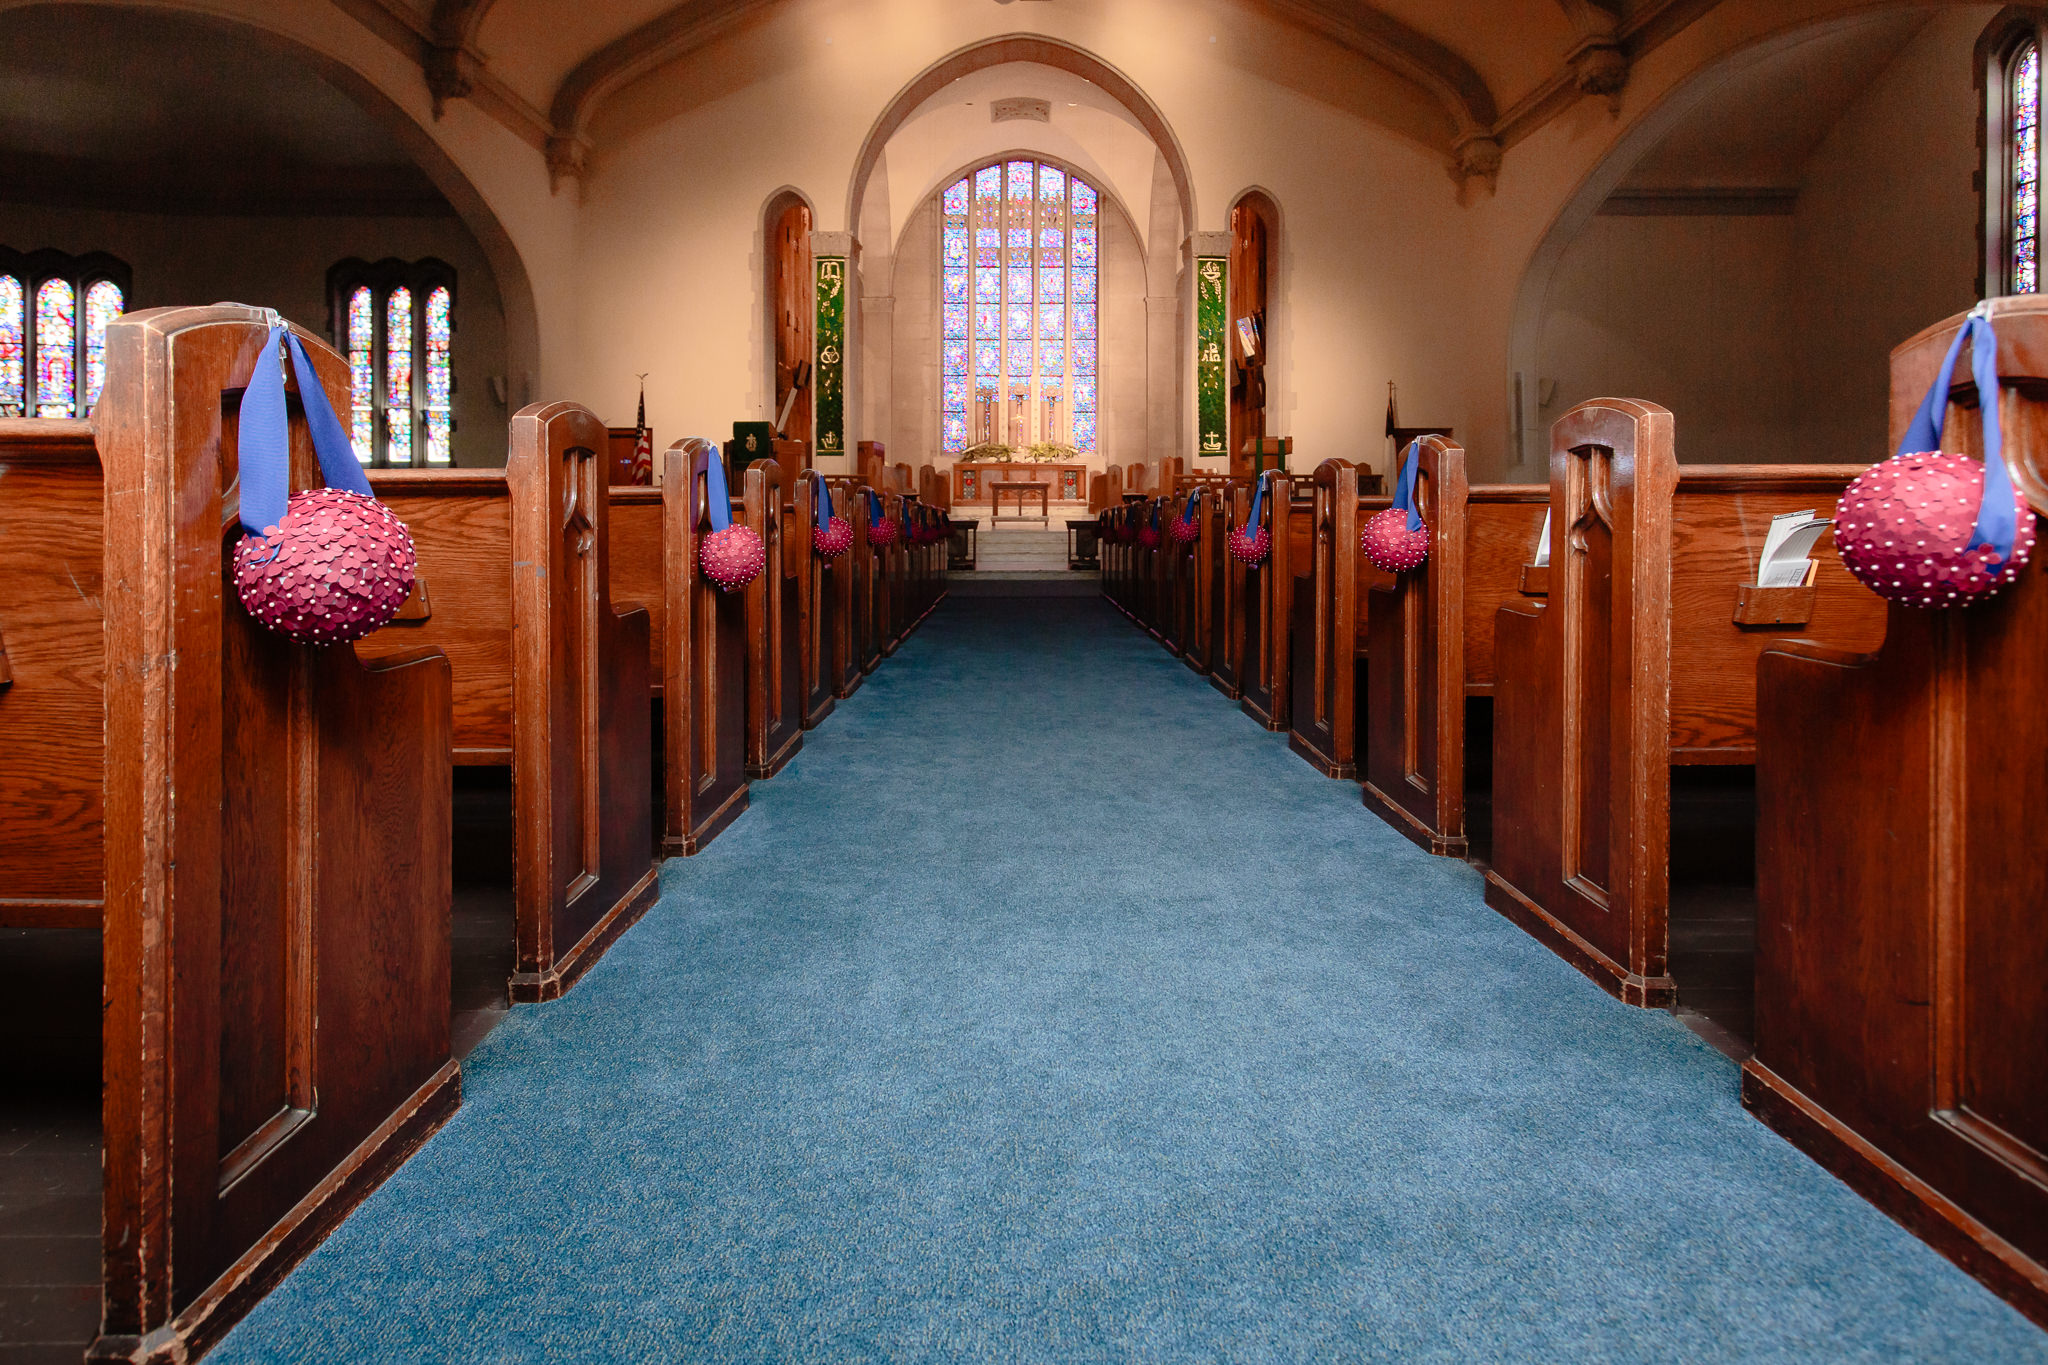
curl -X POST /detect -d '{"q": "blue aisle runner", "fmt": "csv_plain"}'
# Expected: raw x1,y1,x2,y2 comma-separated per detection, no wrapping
216,598,2045,1363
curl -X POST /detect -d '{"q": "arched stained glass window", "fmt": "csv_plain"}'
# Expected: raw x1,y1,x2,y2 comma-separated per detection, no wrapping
0,252,130,419
2015,41,2040,294
941,157,1099,454
34,279,76,419
0,276,22,417
329,259,455,466
82,279,122,412
347,286,375,462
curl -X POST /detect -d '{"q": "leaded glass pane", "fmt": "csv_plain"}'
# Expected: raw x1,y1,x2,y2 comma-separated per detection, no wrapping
82,280,121,413
1008,305,1032,339
2017,43,2041,294
424,285,452,465
943,340,969,375
385,285,413,465
35,278,75,418
943,304,968,339
347,286,375,462
0,276,22,417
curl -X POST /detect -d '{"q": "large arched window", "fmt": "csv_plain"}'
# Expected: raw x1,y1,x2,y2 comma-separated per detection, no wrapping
940,157,1099,455
1981,12,2048,296
0,249,128,419
328,257,456,466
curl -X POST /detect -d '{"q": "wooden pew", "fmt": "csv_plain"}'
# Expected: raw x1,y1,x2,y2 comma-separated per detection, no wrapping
821,477,865,699
794,470,839,728
660,438,749,855
743,458,804,779
1160,488,1201,658
1742,300,2048,1330
1484,399,1887,1005
1238,473,1304,731
84,305,453,1362
360,412,659,1001
1287,461,1369,775
1182,478,1242,680
0,420,102,931
1360,438,1547,853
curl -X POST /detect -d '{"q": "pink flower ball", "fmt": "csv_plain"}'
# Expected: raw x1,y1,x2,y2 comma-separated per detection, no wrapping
1835,451,2037,608
1137,525,1161,550
1362,507,1430,573
814,515,853,558
1169,514,1200,545
1227,524,1270,568
232,488,417,646
701,523,766,592
868,516,899,549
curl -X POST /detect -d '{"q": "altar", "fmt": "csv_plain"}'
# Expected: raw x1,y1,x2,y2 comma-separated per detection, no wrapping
952,462,1087,505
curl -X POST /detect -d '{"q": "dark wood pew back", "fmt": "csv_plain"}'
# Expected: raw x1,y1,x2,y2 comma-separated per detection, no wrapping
1286,460,1366,776
92,304,455,1361
1361,438,1547,854
0,419,103,930
744,458,804,778
1484,399,1886,1005
1743,299,2048,1329
1239,474,1302,731
661,438,749,855
795,470,838,727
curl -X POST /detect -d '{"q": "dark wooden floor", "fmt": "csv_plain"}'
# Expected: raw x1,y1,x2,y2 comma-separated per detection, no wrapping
0,770,516,1365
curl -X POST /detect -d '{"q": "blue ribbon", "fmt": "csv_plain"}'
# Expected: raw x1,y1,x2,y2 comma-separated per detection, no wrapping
1245,470,1269,531
1393,439,1424,533
1151,502,1161,531
816,474,833,523
1900,310,2018,564
1181,489,1200,525
704,445,734,532
238,325,373,537
866,488,883,531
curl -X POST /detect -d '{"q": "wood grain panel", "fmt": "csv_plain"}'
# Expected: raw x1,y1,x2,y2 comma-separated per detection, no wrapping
660,439,748,856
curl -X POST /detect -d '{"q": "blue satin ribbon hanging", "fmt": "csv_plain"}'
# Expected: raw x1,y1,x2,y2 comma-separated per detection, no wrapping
1900,310,2019,564
704,446,735,532
238,325,373,537
901,498,913,537
1245,469,1269,530
1151,502,1161,532
1181,489,1200,525
866,488,883,529
1392,439,1425,533
816,473,833,523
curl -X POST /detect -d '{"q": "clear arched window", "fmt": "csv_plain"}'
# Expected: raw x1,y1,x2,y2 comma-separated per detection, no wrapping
940,157,1099,454
329,258,455,466
0,250,128,418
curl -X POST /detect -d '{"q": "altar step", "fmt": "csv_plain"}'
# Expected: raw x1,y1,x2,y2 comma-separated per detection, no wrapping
973,525,1071,572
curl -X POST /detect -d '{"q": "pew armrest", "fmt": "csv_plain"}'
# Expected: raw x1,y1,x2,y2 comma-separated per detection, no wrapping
1757,636,1882,673
612,600,652,625
1518,564,1549,596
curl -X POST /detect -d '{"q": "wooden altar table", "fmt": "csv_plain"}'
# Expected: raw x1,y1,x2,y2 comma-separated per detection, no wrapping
991,483,1051,521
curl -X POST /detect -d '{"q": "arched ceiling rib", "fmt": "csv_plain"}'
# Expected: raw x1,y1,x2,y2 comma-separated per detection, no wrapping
347,0,1733,201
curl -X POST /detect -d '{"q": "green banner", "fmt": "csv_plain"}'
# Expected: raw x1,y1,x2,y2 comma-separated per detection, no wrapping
815,256,846,456
1196,255,1227,459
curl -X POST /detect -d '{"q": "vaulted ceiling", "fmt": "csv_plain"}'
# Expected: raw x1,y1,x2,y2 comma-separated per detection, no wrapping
339,0,1718,190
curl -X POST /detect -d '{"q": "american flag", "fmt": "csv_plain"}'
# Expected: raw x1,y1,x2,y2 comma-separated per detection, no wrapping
630,380,652,485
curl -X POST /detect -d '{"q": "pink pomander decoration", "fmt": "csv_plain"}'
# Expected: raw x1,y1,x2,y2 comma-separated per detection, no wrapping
700,523,766,592
1362,507,1430,573
1227,523,1270,567
813,514,853,558
232,488,416,646
1169,512,1200,545
1835,452,2036,608
868,516,899,549
1137,524,1162,550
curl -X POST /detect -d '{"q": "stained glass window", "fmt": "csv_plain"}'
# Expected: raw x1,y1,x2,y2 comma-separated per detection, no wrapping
35,279,76,419
0,276,22,418
2016,42,2040,294
82,280,122,413
940,157,1100,454
424,286,452,465
347,287,375,462
329,259,456,467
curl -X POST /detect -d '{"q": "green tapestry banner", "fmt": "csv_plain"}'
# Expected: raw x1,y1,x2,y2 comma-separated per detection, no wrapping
1196,255,1227,459
815,256,846,457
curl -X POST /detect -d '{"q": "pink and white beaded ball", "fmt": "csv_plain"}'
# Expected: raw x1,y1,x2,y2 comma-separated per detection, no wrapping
1361,507,1430,573
1834,452,2036,608
1227,523,1270,567
1169,512,1200,545
1137,523,1162,550
700,522,766,592
813,514,853,558
868,515,899,549
232,488,416,646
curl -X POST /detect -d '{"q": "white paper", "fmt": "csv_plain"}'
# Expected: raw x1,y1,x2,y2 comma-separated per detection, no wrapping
1757,511,1831,588
1533,509,1551,567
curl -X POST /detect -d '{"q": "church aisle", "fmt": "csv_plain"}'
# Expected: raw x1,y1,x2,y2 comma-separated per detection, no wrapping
212,598,2044,1363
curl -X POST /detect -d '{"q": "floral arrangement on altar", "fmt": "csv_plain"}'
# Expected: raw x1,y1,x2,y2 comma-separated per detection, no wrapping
957,441,1081,464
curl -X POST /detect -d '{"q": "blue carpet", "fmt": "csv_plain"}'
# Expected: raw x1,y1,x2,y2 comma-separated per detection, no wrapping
215,598,2047,1363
